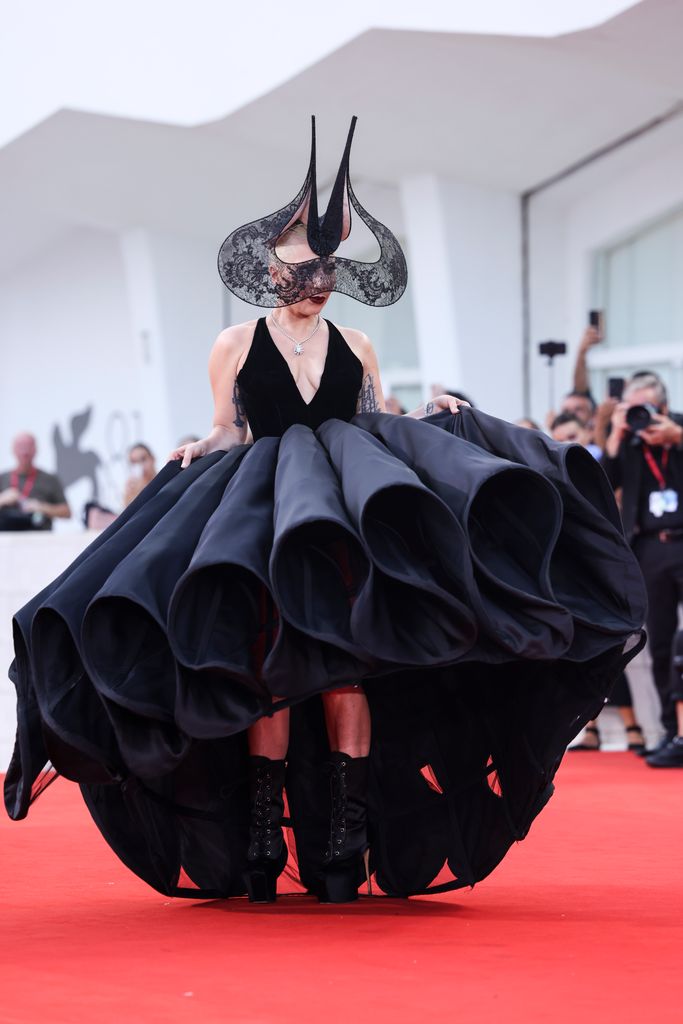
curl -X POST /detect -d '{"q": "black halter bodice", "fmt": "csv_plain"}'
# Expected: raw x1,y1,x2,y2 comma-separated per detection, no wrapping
236,318,363,440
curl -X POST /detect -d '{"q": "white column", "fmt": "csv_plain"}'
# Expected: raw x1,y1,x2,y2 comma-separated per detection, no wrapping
400,175,524,421
120,229,175,460
120,229,223,455
399,175,463,399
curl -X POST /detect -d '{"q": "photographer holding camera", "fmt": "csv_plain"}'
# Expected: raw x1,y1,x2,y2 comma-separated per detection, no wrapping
0,432,71,531
602,372,683,767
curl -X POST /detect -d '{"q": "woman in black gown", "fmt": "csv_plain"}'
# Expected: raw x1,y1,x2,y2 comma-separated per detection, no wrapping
5,118,647,905
168,211,464,901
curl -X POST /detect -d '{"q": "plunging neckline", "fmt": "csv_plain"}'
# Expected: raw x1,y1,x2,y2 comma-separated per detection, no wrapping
264,317,332,408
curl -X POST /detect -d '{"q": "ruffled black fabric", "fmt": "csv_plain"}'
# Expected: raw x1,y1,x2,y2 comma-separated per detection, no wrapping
4,411,646,898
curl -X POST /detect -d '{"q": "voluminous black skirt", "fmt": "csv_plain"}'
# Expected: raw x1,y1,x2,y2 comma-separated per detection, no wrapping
4,410,646,898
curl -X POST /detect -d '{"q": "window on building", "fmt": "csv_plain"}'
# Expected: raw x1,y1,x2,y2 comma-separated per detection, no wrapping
592,208,683,409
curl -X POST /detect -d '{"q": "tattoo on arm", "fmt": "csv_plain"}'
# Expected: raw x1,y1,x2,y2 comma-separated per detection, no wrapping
424,401,435,416
232,382,246,429
357,373,380,414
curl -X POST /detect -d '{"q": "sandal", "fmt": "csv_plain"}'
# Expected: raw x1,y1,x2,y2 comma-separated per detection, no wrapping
626,725,646,753
570,725,601,751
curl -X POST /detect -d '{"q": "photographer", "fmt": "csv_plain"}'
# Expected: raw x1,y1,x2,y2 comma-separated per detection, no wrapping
601,373,683,767
0,432,71,531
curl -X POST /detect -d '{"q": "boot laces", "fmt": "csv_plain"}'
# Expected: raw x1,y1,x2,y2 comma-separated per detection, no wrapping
326,759,348,860
249,768,277,860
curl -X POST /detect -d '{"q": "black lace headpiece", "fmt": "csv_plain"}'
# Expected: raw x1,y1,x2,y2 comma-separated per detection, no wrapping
217,116,408,308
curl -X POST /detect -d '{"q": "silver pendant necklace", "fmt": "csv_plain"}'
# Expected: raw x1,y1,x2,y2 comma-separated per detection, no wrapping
269,312,321,356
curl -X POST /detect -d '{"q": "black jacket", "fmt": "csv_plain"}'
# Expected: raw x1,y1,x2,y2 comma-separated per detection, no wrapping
600,412,683,542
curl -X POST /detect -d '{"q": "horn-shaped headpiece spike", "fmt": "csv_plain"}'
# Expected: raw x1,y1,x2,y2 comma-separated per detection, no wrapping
217,116,407,308
307,116,357,257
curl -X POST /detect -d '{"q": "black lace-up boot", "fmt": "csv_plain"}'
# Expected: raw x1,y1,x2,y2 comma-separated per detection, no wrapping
317,751,369,903
245,756,287,903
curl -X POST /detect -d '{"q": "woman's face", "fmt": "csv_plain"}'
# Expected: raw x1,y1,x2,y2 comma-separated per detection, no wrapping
271,235,335,313
291,291,331,316
551,420,586,445
129,446,155,480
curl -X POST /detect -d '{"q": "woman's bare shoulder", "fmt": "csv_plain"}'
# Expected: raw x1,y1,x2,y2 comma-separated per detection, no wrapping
333,323,374,360
214,319,259,350
210,319,259,364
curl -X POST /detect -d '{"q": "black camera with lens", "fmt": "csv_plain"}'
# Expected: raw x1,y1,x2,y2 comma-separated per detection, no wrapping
625,403,658,432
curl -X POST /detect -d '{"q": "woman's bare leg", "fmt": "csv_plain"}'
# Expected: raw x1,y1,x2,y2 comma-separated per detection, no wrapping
617,706,638,730
321,686,371,756
247,702,290,758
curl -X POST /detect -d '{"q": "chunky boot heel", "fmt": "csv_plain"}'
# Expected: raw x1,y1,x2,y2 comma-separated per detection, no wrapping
317,863,362,904
245,756,287,904
317,752,369,904
245,865,279,904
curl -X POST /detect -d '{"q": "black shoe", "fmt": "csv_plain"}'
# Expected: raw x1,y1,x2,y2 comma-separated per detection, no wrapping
637,734,673,758
316,752,369,904
244,756,287,903
569,725,600,751
645,737,683,768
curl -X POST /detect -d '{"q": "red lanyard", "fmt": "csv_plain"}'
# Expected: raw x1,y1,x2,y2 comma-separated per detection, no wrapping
10,467,37,499
642,444,669,491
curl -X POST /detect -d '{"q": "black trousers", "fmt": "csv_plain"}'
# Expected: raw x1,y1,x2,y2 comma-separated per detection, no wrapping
633,535,683,735
672,629,683,704
608,672,632,708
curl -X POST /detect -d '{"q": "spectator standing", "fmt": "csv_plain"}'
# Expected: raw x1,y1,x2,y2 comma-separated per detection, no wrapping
85,442,157,530
0,432,70,530
657,629,683,766
550,412,589,445
123,443,156,507
602,373,683,767
551,411,645,751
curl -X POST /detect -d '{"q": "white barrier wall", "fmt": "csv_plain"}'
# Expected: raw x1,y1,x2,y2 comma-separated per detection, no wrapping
0,531,94,771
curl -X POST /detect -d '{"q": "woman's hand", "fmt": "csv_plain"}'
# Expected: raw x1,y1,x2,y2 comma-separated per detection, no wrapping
168,425,237,469
604,401,629,458
638,413,683,448
169,438,211,469
407,394,471,419
0,486,20,508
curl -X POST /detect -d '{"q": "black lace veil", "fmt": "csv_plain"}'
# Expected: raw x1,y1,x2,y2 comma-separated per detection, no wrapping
217,117,408,308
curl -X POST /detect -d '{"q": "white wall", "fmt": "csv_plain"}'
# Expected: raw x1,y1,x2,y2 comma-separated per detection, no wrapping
0,227,144,521
529,195,571,422
0,226,223,526
441,179,523,420
401,175,523,418
125,230,222,446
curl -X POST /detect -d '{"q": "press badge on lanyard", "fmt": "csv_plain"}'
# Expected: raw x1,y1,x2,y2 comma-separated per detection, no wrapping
643,444,679,518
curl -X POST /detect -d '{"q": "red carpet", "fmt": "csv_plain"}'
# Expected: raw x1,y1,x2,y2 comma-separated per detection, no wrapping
2,754,682,1024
